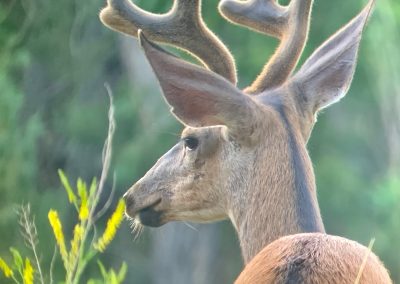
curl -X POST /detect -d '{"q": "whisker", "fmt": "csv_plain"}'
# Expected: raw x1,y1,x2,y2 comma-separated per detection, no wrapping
183,221,198,232
128,218,144,241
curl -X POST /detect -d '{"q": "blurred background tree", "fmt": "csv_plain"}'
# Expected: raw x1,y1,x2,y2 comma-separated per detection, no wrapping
0,0,399,282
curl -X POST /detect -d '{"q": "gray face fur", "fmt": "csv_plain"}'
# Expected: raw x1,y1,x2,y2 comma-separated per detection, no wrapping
124,126,231,226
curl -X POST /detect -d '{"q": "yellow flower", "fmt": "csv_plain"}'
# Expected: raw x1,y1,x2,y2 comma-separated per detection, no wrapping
79,200,89,221
48,209,68,268
23,258,34,284
94,199,125,252
0,257,13,278
78,179,89,221
69,224,84,266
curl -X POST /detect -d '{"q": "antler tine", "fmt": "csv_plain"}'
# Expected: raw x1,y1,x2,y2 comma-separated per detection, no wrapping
100,0,237,84
219,0,313,94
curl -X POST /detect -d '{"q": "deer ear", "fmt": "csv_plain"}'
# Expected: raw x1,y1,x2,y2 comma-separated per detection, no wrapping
290,1,373,113
139,31,255,135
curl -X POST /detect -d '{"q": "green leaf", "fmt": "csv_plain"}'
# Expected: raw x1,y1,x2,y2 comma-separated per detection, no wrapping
77,178,88,205
9,247,23,272
77,178,87,199
88,177,97,200
97,260,107,280
110,270,118,284
117,262,127,282
58,169,77,205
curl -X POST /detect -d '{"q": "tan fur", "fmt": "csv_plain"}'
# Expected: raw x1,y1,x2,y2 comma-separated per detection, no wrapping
100,0,392,283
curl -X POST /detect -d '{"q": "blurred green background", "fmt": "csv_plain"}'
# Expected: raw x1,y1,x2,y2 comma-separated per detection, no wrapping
1,0,399,283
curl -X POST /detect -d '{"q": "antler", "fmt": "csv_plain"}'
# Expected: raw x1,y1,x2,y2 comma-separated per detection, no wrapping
219,0,313,94
100,0,237,84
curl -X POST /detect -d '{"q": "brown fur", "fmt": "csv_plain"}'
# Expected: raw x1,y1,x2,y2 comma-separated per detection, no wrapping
236,233,391,284
99,0,391,283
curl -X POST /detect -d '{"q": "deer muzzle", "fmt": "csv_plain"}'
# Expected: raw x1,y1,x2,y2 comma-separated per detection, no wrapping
123,184,165,227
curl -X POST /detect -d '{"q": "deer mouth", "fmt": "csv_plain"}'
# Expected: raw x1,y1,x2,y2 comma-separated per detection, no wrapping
136,198,165,227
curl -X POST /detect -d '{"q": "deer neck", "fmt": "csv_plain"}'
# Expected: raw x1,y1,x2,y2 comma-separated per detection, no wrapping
227,107,325,264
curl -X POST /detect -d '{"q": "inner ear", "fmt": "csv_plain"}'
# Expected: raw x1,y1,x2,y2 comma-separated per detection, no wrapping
139,31,259,141
289,1,373,114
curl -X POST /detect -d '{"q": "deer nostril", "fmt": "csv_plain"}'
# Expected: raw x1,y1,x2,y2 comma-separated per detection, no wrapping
123,192,135,211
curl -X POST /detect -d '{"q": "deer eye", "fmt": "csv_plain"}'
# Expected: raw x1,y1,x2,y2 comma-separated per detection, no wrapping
183,136,199,151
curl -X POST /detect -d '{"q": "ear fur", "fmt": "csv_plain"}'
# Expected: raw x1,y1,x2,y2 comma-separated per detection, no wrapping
290,1,374,113
139,31,256,135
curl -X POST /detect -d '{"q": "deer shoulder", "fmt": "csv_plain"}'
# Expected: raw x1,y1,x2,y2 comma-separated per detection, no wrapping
236,233,391,284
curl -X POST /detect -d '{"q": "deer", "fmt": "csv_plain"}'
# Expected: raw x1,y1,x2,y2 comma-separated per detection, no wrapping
99,0,392,282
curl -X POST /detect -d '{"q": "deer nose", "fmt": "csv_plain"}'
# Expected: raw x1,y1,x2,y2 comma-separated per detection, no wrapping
123,191,135,215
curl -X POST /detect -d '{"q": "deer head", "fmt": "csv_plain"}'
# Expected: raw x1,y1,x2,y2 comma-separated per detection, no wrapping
100,0,373,262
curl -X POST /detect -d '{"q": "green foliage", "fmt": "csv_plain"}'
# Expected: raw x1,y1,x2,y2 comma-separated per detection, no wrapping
88,261,127,284
0,2,42,261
